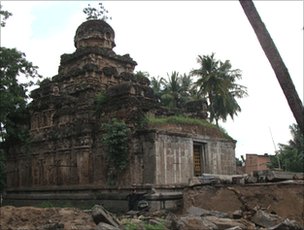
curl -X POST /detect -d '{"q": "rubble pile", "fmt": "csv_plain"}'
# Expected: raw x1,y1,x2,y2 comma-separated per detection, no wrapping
1,204,302,230
1,181,303,230
0,205,96,230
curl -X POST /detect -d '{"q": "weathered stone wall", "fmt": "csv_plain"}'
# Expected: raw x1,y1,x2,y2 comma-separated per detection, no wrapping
154,133,193,185
206,140,236,175
139,129,236,186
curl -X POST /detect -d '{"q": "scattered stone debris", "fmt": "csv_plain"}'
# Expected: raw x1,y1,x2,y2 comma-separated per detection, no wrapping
172,206,302,230
91,204,120,227
251,210,283,228
189,171,304,187
0,203,303,230
0,206,96,230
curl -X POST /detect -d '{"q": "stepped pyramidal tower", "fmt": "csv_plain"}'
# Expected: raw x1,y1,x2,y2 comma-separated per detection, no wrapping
5,19,236,211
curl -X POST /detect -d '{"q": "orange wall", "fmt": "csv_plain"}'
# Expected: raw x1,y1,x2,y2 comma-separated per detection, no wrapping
245,154,270,174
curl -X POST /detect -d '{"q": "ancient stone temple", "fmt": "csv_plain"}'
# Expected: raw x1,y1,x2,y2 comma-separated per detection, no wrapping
5,19,236,210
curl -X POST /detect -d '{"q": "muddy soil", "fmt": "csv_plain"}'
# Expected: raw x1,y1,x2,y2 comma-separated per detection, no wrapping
183,182,304,226
0,206,96,230
0,182,303,229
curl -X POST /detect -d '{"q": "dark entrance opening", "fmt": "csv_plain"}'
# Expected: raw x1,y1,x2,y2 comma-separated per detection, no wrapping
193,143,207,176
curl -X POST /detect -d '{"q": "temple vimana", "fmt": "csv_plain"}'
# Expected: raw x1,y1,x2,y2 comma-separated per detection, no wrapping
5,19,236,209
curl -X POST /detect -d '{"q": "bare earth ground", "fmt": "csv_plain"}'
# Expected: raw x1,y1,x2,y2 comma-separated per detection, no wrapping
183,182,304,226
0,182,303,229
0,206,96,230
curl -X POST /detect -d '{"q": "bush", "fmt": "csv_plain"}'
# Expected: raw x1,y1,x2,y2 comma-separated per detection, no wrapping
102,119,130,185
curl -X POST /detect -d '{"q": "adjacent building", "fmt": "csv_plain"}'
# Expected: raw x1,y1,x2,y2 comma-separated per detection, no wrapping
245,153,271,174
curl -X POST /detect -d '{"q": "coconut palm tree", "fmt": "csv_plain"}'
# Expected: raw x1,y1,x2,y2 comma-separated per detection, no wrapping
180,73,193,102
191,53,247,126
239,0,304,133
160,71,194,109
161,71,182,109
149,76,164,103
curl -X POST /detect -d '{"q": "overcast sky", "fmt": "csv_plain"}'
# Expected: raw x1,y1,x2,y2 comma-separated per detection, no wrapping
1,1,303,158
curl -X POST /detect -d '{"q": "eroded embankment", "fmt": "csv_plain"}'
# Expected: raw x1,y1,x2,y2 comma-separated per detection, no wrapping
183,182,304,226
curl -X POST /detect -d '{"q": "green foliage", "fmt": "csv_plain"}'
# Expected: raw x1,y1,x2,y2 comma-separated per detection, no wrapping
149,76,164,103
269,124,304,172
147,115,232,140
83,2,111,21
0,10,41,191
190,53,248,126
235,157,243,167
123,219,166,230
95,90,108,116
134,70,149,79
159,72,193,109
0,47,41,144
0,4,12,27
144,222,166,230
134,71,151,85
102,119,130,185
148,114,213,128
124,221,138,230
38,201,54,208
147,53,247,126
133,112,149,130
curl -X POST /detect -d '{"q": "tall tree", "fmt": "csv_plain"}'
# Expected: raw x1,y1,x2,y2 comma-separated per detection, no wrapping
161,71,193,109
0,47,41,143
0,5,41,143
191,53,247,126
0,6,41,191
180,73,194,104
239,0,304,133
161,71,181,109
149,76,164,103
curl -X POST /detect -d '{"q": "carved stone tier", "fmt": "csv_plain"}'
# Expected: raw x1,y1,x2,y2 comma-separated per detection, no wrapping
6,19,236,194
74,19,116,49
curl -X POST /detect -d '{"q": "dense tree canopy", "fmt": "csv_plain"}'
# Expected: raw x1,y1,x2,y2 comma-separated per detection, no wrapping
146,53,247,126
149,72,194,110
269,124,304,172
0,5,41,191
161,72,189,109
0,47,41,143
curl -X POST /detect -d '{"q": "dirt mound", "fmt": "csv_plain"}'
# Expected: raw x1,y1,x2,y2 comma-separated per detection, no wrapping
0,206,96,230
183,182,304,227
1,182,303,229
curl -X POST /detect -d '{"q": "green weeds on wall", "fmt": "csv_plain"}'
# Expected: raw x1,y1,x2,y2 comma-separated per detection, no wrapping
102,119,130,185
95,91,108,116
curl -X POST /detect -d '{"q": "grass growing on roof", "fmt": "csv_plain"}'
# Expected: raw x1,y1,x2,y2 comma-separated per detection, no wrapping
147,115,214,127
147,115,232,139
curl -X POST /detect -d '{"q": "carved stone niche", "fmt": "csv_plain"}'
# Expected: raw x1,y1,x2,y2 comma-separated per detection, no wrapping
74,135,92,147
102,66,118,77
